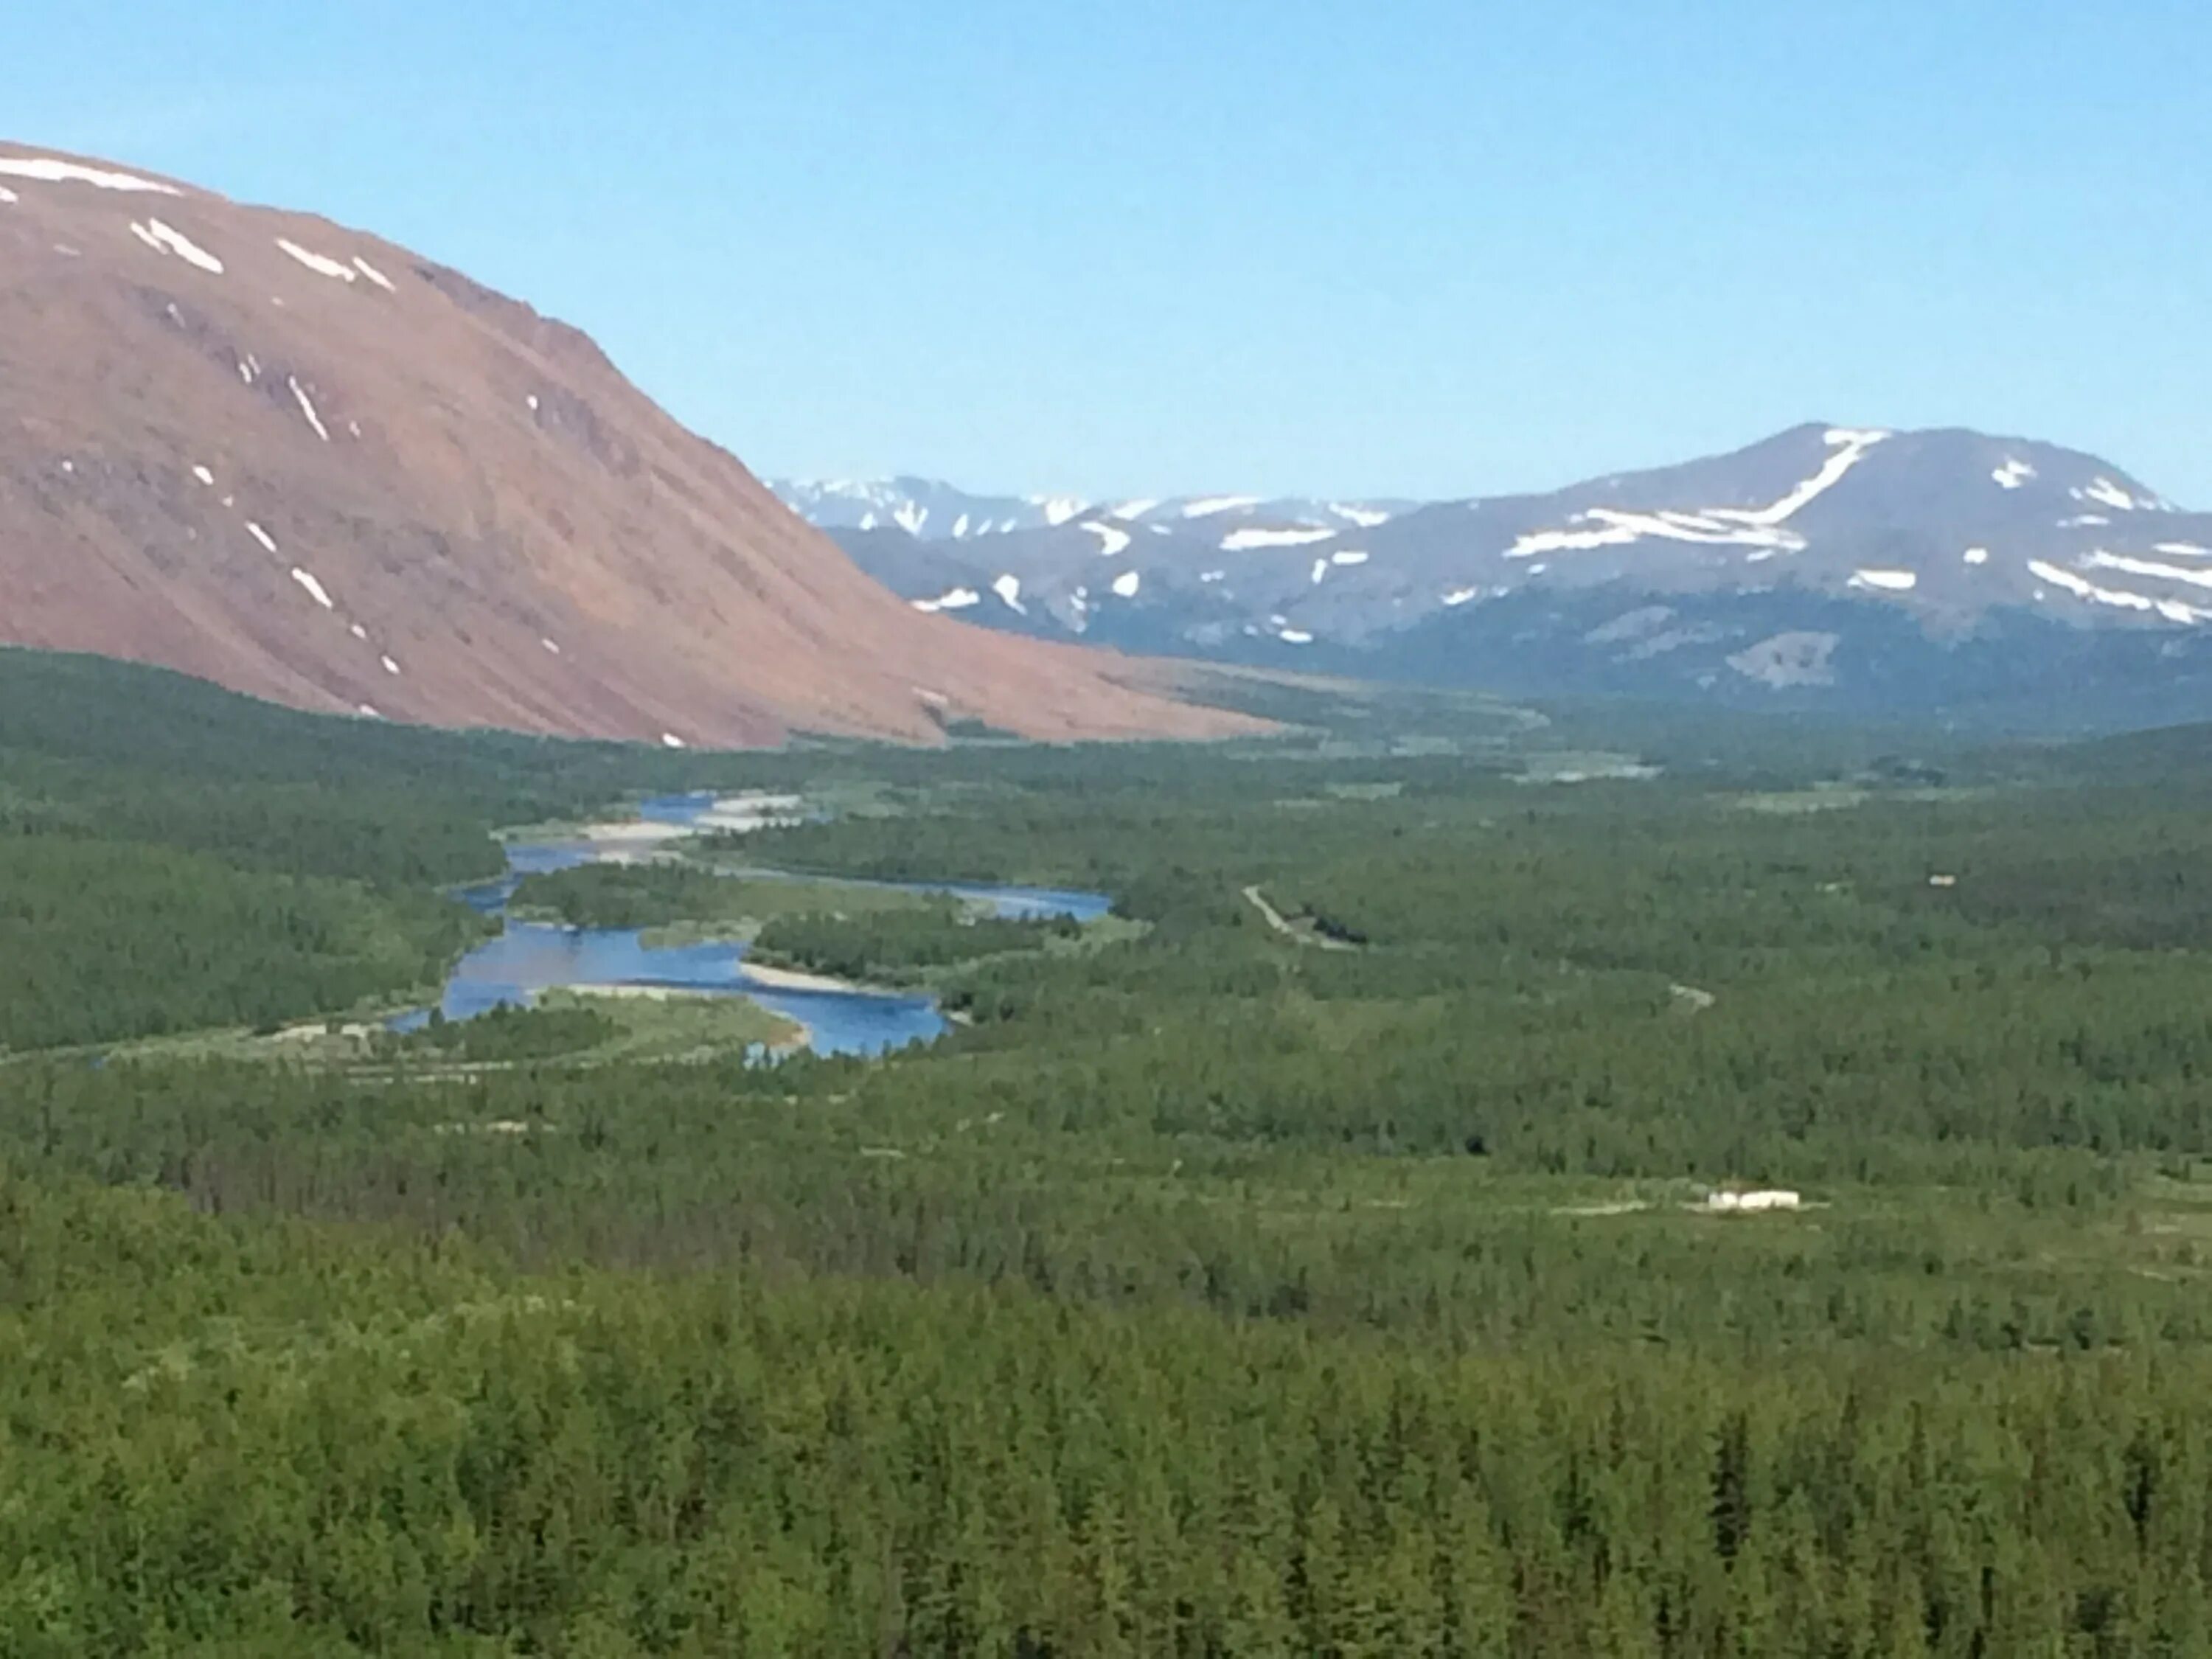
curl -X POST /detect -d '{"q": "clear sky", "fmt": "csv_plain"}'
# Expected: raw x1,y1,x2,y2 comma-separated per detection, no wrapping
12,1,2210,505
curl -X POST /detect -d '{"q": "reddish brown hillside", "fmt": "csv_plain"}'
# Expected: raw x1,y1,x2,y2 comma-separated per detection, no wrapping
0,145,1252,746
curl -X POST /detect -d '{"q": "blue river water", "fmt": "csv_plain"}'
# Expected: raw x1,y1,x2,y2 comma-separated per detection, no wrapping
395,796,1108,1059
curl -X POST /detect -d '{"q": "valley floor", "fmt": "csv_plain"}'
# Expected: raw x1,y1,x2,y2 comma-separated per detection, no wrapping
7,656,2212,1653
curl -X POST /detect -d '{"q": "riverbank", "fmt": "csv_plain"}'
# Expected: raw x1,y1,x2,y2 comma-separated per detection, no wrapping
496,792,805,864
414,791,1106,1060
737,958,902,997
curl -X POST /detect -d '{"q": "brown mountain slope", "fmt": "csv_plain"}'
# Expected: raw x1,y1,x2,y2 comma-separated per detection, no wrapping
0,144,1252,746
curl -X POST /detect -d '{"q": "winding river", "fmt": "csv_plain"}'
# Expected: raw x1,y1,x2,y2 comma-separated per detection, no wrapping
394,793,1108,1058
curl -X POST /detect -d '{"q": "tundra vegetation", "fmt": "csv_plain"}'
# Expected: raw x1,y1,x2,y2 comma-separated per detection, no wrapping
7,648,2212,1654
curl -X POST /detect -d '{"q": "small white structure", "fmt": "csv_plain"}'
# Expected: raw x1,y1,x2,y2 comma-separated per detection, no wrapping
1927,874,1959,888
1705,1189,1801,1214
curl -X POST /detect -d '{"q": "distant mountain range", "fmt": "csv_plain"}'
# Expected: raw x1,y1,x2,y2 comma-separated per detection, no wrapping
774,428,2212,726
0,141,1247,748
775,478,1411,545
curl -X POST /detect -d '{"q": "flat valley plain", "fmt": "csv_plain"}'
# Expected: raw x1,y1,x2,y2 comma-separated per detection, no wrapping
6,649,2212,1653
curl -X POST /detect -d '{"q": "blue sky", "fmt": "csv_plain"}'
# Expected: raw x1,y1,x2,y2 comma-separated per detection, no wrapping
13,1,2210,504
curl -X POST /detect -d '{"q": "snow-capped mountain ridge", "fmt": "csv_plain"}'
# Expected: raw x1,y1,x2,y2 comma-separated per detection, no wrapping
782,424,2212,726
771,477,1411,546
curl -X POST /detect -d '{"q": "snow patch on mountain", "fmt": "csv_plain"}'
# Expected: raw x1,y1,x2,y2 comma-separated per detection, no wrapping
1724,428,1889,526
1222,526,1338,552
2027,560,2201,621
1848,568,1918,593
1506,431,1890,562
1510,507,1801,560
2086,552,2212,593
911,588,981,613
2082,478,2146,512
275,238,358,282
1080,521,1133,557
131,218,224,274
288,378,330,442
0,154,179,194
289,568,334,609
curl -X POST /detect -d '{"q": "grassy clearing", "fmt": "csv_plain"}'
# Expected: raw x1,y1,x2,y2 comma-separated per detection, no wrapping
538,988,804,1059
102,985,801,1072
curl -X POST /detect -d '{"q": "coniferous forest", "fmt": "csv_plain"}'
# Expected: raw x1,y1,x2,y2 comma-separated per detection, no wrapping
12,647,2212,1653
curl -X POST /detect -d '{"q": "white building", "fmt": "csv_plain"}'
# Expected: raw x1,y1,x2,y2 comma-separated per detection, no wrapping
1705,1189,1802,1214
